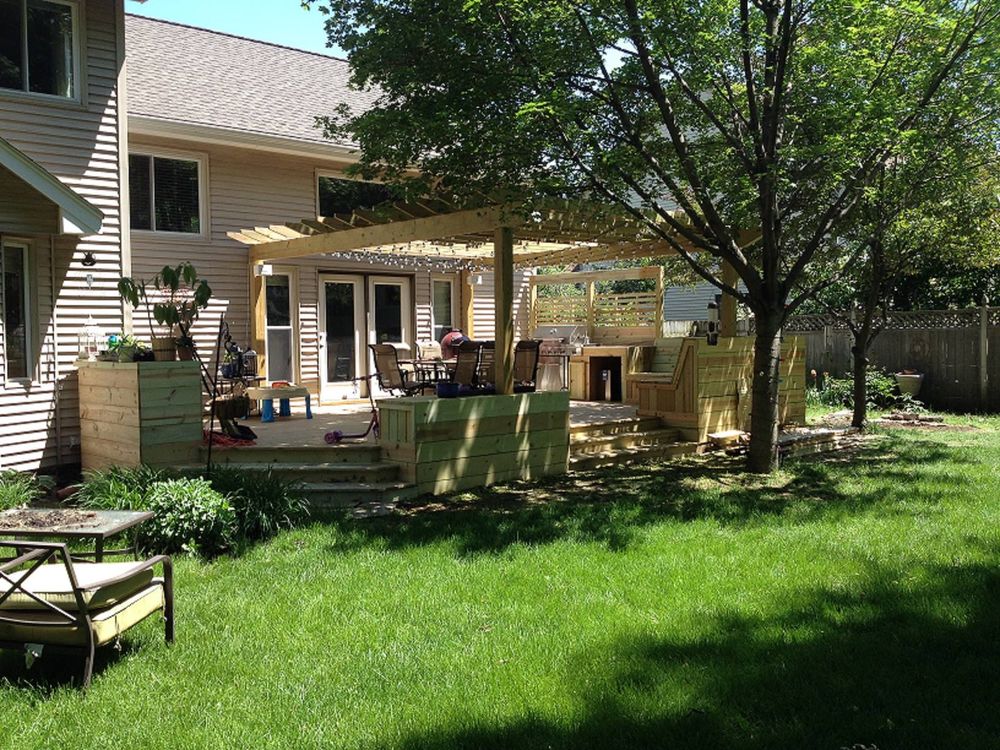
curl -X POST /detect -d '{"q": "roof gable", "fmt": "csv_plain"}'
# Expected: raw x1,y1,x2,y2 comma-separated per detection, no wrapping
124,15,378,149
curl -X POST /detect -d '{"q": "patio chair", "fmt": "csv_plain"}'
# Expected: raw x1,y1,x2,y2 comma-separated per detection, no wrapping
452,341,481,387
0,541,173,689
369,344,434,396
513,340,542,393
477,341,496,387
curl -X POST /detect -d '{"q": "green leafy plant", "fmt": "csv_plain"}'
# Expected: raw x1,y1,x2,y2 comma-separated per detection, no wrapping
75,466,173,511
106,334,153,363
118,262,212,349
201,465,309,541
139,478,236,557
0,470,43,511
809,368,925,412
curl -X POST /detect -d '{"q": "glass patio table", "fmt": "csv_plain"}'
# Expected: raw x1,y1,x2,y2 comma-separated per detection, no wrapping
0,508,154,562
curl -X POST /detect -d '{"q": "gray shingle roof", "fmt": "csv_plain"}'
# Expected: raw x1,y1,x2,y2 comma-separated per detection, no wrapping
125,14,377,147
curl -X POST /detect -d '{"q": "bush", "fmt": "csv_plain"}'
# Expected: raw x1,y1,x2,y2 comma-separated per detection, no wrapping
76,465,173,511
808,368,925,411
139,478,236,557
0,470,43,511
201,465,309,541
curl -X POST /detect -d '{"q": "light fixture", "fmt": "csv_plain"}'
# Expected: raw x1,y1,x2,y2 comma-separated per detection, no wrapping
81,251,97,267
706,301,720,346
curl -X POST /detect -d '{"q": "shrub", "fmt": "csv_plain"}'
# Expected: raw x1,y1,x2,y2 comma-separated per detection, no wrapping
139,478,236,557
201,465,309,541
75,465,174,511
0,470,42,511
808,368,925,411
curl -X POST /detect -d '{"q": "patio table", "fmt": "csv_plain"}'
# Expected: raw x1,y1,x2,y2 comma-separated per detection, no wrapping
407,358,455,383
0,508,155,562
246,385,313,423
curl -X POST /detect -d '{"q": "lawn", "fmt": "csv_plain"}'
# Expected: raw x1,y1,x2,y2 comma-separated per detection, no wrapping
1,423,998,749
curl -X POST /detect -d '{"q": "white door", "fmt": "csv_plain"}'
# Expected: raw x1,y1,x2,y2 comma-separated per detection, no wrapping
319,274,365,401
367,276,413,396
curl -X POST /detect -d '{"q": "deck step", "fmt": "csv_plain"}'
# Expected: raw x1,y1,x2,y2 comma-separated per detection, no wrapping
570,428,681,456
201,444,382,465
302,481,419,513
570,417,664,440
204,461,400,484
569,441,701,471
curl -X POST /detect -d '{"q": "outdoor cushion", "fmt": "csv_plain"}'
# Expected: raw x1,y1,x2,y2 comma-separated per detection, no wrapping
0,581,165,647
0,561,154,612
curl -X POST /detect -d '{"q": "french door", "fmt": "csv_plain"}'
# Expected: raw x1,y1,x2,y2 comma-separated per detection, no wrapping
367,276,413,397
318,274,413,400
319,275,365,401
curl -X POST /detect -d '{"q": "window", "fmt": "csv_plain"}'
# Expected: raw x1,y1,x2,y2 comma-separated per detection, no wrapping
432,278,455,342
0,0,77,99
265,274,294,382
317,175,398,216
1,243,31,381
129,154,203,234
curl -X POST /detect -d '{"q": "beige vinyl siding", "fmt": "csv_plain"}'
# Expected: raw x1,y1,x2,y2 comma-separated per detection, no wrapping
0,0,126,472
129,135,531,399
0,171,60,234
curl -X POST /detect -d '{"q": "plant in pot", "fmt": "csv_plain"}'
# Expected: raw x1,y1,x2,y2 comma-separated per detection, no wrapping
119,263,212,361
107,334,153,362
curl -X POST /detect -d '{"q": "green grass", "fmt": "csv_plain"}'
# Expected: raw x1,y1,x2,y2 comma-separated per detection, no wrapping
2,425,999,749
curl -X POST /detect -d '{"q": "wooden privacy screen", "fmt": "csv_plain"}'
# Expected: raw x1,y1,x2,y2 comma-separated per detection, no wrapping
530,267,664,345
77,360,202,470
378,391,570,495
635,336,806,442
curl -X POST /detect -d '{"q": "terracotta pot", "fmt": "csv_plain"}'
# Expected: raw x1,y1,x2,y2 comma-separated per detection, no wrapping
151,335,176,361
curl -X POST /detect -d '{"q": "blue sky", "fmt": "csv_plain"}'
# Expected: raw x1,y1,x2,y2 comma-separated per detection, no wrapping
128,0,345,56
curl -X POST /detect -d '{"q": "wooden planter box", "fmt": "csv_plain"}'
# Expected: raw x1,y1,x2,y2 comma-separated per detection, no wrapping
77,360,202,470
379,391,570,496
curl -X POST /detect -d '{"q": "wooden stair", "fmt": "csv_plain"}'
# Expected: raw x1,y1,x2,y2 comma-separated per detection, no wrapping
569,416,699,471
194,445,416,513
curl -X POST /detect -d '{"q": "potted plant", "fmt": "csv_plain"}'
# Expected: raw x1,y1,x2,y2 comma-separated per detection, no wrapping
119,263,212,361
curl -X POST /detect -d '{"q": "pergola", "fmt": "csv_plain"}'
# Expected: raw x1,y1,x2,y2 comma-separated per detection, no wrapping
228,197,736,394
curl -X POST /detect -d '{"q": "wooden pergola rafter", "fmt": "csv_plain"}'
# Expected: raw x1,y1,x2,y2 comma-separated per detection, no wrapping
229,198,702,395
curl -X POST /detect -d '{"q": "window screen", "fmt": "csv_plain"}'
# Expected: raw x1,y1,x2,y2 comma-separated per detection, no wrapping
129,154,201,233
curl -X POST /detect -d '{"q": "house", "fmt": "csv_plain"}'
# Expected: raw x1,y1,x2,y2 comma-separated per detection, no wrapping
124,15,532,402
1,0,128,472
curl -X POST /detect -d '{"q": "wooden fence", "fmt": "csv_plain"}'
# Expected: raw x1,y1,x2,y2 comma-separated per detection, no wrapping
785,306,999,412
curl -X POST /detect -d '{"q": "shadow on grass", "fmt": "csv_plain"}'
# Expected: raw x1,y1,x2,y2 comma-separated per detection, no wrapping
0,637,143,696
328,435,973,557
394,550,1000,750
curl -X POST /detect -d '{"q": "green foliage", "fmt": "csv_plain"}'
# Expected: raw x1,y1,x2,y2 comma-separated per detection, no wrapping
76,465,173,511
0,470,43,511
201,465,309,542
139,478,236,557
808,369,926,411
118,262,212,344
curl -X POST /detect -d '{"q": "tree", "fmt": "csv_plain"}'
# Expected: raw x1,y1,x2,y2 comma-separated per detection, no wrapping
307,0,1000,470
810,153,1000,428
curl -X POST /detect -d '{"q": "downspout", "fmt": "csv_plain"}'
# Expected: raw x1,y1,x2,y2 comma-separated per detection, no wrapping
51,235,63,467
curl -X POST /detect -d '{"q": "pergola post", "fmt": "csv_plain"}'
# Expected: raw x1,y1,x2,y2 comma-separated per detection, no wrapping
494,226,515,395
720,259,738,337
655,265,665,338
250,269,267,374
460,269,475,338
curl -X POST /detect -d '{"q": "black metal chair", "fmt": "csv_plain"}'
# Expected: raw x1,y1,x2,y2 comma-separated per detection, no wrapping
513,340,541,393
369,344,435,396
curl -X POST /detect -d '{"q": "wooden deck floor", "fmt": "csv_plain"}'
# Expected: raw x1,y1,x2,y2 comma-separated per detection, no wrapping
209,399,640,449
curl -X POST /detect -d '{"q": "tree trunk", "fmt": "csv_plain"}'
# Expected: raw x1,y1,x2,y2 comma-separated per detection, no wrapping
747,314,783,473
850,330,870,429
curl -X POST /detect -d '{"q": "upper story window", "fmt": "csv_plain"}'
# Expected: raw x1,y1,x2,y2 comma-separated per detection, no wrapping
317,174,398,217
0,0,78,99
129,153,203,234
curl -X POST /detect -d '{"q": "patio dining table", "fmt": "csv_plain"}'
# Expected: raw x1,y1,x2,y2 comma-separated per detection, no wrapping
404,358,456,383
0,508,154,562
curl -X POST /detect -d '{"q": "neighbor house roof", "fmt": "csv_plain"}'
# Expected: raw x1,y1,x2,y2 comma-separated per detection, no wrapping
124,15,378,151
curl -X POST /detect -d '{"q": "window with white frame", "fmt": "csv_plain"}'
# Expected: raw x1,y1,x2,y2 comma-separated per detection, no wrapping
265,273,295,382
1,242,32,381
0,0,78,99
129,153,203,234
432,278,455,342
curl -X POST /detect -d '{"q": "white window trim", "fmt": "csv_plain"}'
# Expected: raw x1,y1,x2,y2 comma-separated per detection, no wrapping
1,240,36,388
130,148,209,239
0,0,82,104
430,274,459,342
263,266,299,384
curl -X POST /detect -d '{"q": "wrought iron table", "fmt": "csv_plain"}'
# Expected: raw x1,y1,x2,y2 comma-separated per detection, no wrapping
0,508,154,562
